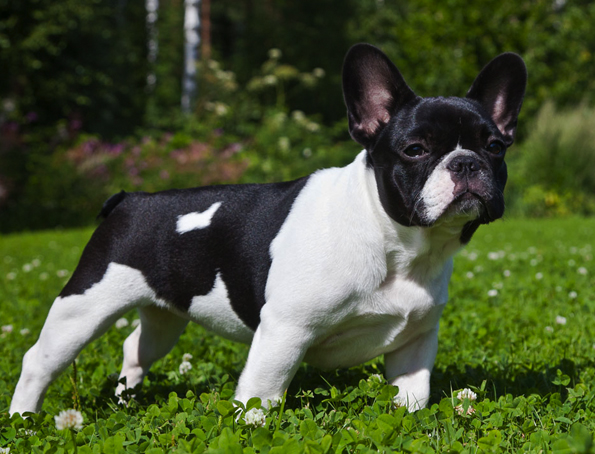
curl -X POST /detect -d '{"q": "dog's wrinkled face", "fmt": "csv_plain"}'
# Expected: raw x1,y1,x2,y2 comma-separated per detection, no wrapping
342,44,527,240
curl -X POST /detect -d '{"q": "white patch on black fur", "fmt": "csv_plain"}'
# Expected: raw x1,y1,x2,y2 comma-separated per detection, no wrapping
176,202,222,234
420,148,478,223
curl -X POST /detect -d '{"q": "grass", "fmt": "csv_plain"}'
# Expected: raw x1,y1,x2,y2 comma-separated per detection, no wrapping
1,217,594,453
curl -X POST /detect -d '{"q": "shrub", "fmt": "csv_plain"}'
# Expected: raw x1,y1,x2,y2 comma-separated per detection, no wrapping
507,102,595,217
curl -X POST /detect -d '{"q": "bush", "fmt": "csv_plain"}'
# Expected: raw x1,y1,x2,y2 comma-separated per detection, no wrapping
507,102,595,217
0,52,359,232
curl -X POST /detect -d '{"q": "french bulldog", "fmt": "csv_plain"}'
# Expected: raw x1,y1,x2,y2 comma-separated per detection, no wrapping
10,44,526,415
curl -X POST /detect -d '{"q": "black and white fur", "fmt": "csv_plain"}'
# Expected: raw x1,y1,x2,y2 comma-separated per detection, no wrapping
10,44,526,415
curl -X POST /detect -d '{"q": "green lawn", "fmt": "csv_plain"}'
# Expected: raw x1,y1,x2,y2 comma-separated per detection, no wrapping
1,218,594,453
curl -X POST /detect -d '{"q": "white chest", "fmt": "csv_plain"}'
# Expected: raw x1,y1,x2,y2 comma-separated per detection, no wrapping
303,264,451,370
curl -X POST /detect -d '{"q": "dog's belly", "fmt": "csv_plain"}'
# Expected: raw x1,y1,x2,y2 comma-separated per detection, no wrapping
303,302,445,370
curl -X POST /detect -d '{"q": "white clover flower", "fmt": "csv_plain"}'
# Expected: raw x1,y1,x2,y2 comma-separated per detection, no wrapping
179,361,192,375
568,259,576,267
569,291,578,299
474,265,483,273
182,353,193,362
466,271,474,279
528,247,537,254
530,259,538,266
244,408,266,427
39,272,49,281
503,270,511,277
278,136,290,152
556,315,567,325
467,252,478,261
577,267,588,275
2,325,13,334
22,264,32,272
555,286,563,292
56,270,69,278
115,318,129,329
488,252,500,260
131,319,141,328
20,328,30,336
535,272,543,280
545,326,554,332
6,272,16,280
368,374,384,384
32,259,41,267
457,388,477,401
55,409,84,431
455,404,476,416
487,289,498,297
493,282,503,289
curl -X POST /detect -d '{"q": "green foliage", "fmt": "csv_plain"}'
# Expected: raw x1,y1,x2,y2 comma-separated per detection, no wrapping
507,102,595,217
1,218,595,452
0,52,358,232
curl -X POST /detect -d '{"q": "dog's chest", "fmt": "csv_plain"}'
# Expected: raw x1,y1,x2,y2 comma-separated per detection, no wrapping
303,263,450,370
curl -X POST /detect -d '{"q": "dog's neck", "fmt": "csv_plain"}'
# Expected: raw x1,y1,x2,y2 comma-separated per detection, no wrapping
354,151,472,282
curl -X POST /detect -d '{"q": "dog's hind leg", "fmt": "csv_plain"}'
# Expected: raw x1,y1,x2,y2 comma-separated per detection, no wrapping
10,263,154,415
116,305,188,399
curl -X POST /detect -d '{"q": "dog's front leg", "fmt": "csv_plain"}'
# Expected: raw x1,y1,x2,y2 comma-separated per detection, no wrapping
384,325,439,412
234,315,314,407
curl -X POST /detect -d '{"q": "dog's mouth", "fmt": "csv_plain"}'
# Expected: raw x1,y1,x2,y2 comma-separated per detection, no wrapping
446,189,501,223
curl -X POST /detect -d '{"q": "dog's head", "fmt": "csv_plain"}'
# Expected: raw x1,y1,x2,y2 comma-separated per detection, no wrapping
342,44,526,241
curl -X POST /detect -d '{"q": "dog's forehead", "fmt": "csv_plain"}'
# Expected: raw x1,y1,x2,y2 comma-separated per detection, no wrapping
392,97,500,148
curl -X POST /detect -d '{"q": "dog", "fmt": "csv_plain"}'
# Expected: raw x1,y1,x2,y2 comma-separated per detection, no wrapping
10,44,526,415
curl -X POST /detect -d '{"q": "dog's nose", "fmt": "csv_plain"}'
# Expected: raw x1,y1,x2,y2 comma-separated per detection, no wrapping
447,155,481,174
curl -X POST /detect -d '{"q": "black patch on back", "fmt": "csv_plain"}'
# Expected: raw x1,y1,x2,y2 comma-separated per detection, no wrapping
60,178,310,330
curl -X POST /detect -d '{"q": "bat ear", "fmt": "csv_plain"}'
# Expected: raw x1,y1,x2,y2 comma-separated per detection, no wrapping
342,44,417,148
466,53,527,146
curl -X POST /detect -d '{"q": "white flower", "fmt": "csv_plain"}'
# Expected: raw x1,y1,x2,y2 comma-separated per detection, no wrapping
2,325,13,334
368,374,384,383
455,404,476,416
54,409,84,431
39,272,49,281
115,318,129,329
22,264,32,272
20,328,30,336
555,315,567,325
6,272,16,280
131,319,141,328
530,259,538,266
56,270,69,278
569,291,578,299
545,326,554,332
467,252,478,261
466,271,474,279
179,361,192,375
182,353,193,362
244,408,266,427
535,272,543,280
568,259,576,267
457,388,477,401
488,252,500,260
493,282,503,289
474,265,483,273
0,447,10,453
503,270,511,277
578,267,588,275
487,289,498,297
32,259,41,267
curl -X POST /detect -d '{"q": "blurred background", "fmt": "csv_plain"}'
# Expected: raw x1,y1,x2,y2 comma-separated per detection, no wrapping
1,0,595,232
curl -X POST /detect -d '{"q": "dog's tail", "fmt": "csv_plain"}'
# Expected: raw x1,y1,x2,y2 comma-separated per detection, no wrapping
97,190,127,219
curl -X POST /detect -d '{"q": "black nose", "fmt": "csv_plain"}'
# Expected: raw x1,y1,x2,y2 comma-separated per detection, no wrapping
447,155,481,174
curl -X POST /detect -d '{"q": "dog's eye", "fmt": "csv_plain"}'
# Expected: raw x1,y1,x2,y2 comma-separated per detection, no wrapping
403,145,427,158
486,141,505,155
